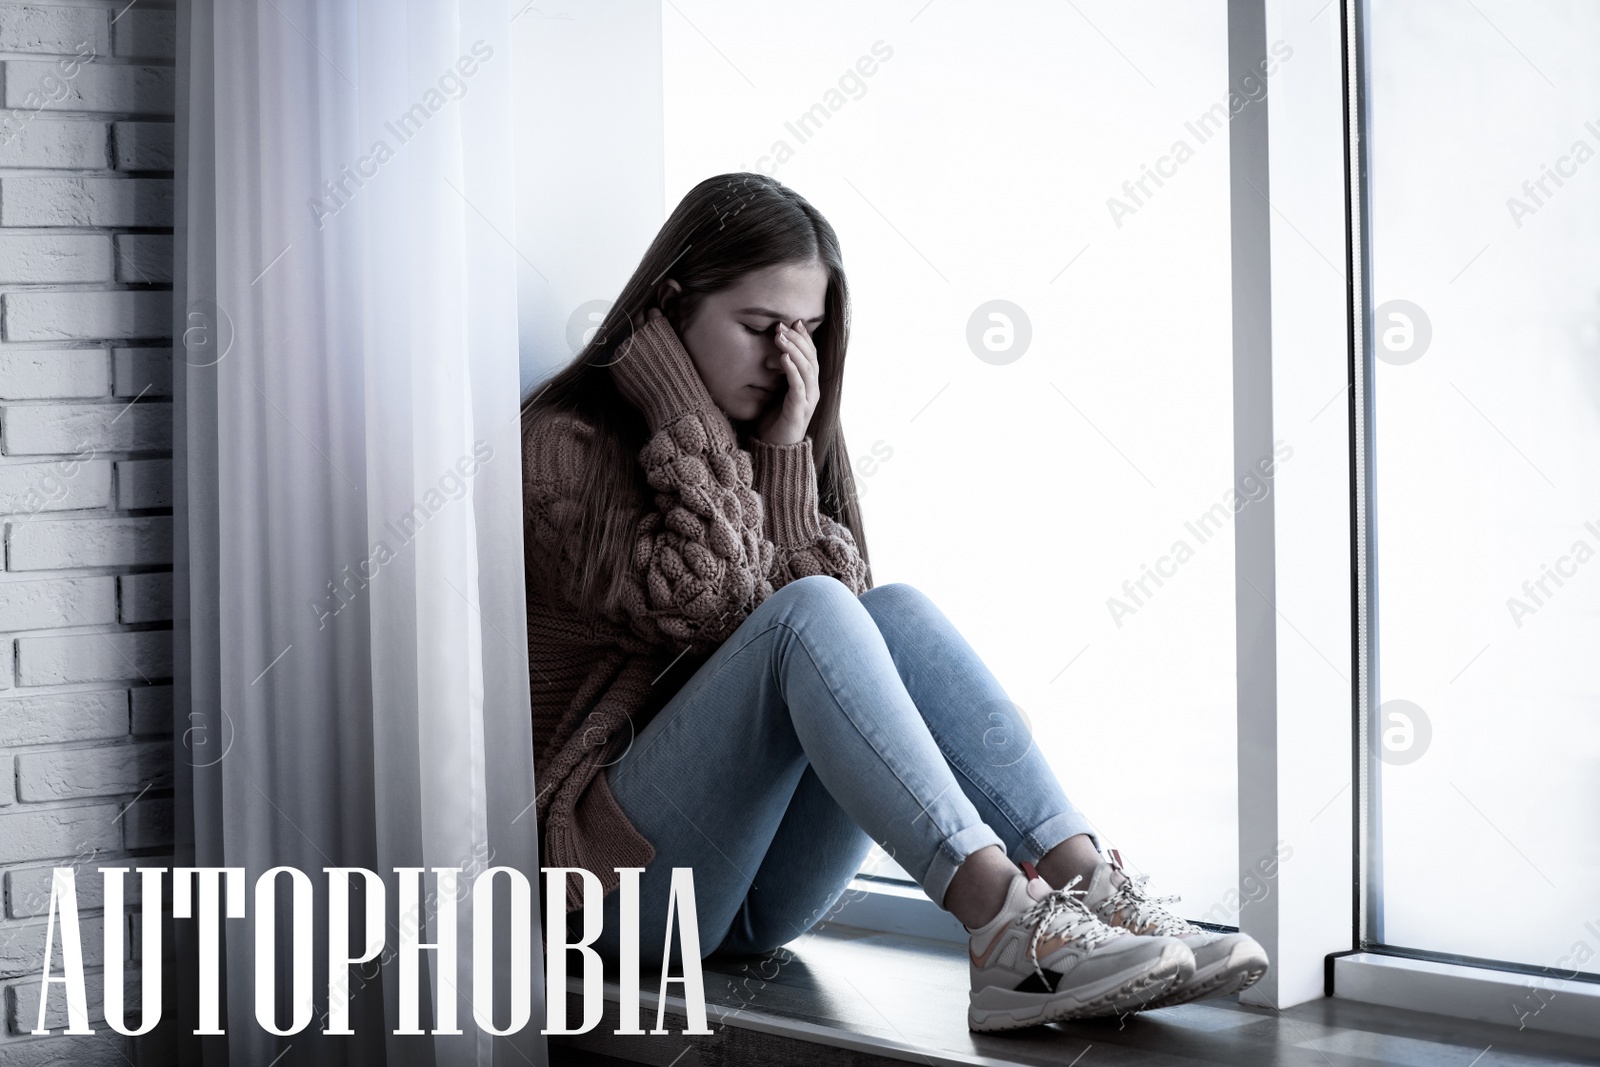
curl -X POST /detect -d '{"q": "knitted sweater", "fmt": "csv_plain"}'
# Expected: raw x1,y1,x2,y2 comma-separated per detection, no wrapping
522,313,871,912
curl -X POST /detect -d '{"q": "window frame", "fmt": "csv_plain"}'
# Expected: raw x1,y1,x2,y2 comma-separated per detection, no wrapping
811,0,1600,1038
819,0,1360,1007
1328,0,1600,1039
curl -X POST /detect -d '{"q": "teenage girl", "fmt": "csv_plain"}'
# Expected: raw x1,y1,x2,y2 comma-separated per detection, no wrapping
521,172,1268,1031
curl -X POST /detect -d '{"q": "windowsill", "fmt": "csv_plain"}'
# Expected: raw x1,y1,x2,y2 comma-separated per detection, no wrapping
836,875,1245,945
1332,951,1600,1043
551,923,1600,1066
825,875,968,944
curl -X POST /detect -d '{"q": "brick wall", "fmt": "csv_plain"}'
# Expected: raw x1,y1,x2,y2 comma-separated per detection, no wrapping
0,3,176,1062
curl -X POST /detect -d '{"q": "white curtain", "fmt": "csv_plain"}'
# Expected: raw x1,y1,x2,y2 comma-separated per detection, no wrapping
174,1,545,1063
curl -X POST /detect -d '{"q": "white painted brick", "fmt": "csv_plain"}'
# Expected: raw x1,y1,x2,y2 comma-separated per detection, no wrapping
128,683,167,736
7,968,144,1037
111,234,169,284
0,914,103,977
16,740,170,802
7,515,172,570
111,348,169,397
0,688,126,748
0,177,173,227
116,572,167,624
2,62,173,115
0,802,122,864
0,459,112,513
0,234,110,285
0,1034,135,1064
0,348,108,399
15,630,171,685
6,854,169,919
0,6,110,56
0,9,183,917
14,1031,123,1063
111,121,172,170
121,794,168,849
0,576,115,630
2,290,171,342
112,458,167,510
113,10,176,60
0,118,109,169
2,402,171,454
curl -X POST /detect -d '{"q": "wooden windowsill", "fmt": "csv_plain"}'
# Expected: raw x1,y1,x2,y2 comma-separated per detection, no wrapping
549,922,1600,1066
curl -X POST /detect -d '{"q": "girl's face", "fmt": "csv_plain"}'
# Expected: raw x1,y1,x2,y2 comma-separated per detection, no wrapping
659,259,829,426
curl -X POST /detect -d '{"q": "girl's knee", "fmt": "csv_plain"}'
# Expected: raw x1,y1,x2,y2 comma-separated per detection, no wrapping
860,580,937,617
768,573,865,616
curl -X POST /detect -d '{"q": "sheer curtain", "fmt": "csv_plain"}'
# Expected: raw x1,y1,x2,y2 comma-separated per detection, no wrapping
173,2,544,1064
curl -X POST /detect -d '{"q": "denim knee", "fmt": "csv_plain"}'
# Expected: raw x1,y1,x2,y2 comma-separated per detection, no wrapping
859,581,935,615
766,572,862,615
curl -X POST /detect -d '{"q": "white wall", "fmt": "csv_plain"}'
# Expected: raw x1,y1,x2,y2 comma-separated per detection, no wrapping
511,0,664,395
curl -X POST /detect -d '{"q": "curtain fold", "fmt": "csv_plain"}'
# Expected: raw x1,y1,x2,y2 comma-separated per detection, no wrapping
174,2,544,1063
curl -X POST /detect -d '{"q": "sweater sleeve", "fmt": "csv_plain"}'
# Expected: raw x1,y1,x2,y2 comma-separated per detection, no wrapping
522,415,587,601
746,435,870,595
604,315,777,651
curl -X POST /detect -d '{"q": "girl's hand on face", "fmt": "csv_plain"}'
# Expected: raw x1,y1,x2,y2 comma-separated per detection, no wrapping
754,319,819,447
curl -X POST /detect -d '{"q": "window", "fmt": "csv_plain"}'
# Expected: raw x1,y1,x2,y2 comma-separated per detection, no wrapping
1363,0,1600,977
662,0,1240,921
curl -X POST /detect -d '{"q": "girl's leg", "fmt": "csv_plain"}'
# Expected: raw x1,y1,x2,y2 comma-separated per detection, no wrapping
855,582,1108,890
858,584,1275,1011
707,581,1117,956
581,574,1010,968
714,765,873,956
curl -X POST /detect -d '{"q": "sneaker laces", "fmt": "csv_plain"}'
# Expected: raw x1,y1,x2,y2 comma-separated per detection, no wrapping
1099,872,1202,937
1016,874,1124,986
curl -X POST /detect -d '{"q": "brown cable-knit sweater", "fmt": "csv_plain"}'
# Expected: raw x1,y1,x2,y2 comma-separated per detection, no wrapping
523,313,871,912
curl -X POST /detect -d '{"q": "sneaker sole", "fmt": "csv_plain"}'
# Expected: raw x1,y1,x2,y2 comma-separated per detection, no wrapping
967,942,1193,1032
1140,941,1271,1010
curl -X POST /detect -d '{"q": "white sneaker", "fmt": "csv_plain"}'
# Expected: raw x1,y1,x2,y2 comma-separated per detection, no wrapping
965,863,1196,1031
1080,850,1270,1009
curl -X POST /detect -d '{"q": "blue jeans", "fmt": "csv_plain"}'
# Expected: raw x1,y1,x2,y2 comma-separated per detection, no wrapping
578,575,1102,966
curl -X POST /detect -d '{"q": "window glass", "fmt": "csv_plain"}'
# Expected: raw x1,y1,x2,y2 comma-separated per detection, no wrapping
662,0,1239,920
1367,0,1600,971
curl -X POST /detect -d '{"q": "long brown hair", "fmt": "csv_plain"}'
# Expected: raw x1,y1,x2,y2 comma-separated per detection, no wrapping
521,172,873,623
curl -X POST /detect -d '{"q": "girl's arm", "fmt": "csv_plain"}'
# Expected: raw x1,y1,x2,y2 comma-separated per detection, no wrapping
602,314,777,651
527,314,868,654
746,435,870,595
523,402,771,655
